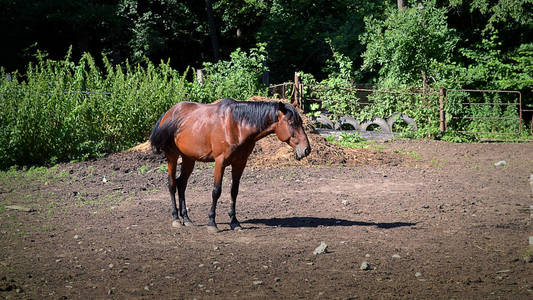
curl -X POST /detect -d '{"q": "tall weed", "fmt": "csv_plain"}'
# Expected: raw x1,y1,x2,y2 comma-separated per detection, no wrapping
0,46,267,169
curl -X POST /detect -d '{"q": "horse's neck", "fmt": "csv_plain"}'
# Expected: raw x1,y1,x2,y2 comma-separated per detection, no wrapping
252,122,277,142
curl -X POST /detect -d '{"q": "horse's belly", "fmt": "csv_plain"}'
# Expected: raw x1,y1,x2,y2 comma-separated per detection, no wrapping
175,131,219,162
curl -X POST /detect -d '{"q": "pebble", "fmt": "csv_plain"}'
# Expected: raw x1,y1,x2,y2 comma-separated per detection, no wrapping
108,264,114,269
496,269,510,273
144,286,150,291
253,281,264,285
5,205,35,212
392,254,401,259
415,272,422,277
360,261,371,270
494,160,507,167
313,242,328,255
73,235,80,239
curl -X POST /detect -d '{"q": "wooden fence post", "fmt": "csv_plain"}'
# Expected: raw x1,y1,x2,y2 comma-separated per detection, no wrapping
196,69,204,85
293,72,300,107
439,88,446,134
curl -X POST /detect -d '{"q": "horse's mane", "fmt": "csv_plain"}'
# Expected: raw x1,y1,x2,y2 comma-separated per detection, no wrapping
219,98,302,131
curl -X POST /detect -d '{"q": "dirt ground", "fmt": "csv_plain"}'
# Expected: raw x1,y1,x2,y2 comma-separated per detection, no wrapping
1,135,533,299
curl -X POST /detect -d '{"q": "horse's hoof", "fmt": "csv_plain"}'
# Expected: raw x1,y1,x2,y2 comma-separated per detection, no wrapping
183,220,195,227
206,225,220,233
172,220,183,228
230,223,242,231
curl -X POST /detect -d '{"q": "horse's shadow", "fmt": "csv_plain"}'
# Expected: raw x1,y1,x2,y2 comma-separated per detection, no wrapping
242,217,416,229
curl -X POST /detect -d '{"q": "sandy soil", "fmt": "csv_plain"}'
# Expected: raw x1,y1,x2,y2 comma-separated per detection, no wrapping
1,137,532,299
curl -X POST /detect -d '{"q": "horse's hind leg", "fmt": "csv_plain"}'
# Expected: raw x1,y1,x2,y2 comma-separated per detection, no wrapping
177,156,195,226
229,161,246,230
166,153,180,227
207,157,226,233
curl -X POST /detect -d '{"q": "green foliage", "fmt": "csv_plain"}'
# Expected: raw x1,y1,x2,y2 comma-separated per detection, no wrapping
444,90,523,138
189,44,268,103
257,0,387,81
300,44,362,120
0,46,267,169
452,33,533,91
349,1,456,138
361,0,458,85
326,132,370,149
449,0,533,32
117,0,206,65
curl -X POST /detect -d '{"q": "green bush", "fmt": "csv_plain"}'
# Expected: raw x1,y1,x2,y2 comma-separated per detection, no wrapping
0,46,268,169
300,44,362,120
189,43,268,103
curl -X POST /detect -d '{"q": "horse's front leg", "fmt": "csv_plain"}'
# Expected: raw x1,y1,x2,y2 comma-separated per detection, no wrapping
166,153,180,227
207,157,225,233
229,161,246,230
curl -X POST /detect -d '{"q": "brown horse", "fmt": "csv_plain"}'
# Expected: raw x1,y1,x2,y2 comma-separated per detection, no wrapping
150,98,311,232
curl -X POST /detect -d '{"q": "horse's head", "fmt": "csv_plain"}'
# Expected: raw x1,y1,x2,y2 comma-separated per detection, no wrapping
275,102,311,160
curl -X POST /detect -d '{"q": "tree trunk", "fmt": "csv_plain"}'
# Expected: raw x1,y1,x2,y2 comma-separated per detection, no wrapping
397,0,406,11
205,0,220,61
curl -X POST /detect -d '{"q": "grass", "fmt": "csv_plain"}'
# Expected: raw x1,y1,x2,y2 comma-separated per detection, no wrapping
430,157,443,168
326,133,371,149
138,165,150,174
393,149,422,161
158,164,168,173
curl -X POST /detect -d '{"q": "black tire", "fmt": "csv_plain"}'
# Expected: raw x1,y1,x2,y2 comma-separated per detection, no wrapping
314,114,335,129
335,115,361,131
387,112,417,132
360,117,391,133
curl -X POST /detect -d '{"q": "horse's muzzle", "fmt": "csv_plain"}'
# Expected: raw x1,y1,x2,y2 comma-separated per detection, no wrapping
295,145,311,160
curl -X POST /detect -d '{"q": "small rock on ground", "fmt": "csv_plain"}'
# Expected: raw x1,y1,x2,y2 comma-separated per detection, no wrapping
313,242,328,255
494,160,507,167
360,261,371,270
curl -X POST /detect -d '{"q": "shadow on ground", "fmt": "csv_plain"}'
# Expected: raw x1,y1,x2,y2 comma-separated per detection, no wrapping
243,217,417,229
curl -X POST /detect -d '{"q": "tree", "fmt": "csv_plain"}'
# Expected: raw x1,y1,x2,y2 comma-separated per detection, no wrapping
398,0,406,11
205,0,220,61
257,0,387,81
361,0,459,86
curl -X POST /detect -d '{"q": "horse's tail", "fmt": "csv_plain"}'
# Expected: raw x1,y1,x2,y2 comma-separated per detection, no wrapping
149,112,179,154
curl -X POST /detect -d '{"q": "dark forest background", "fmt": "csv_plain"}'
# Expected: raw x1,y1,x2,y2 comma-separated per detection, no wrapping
1,0,531,84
